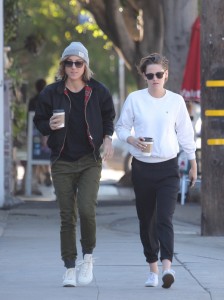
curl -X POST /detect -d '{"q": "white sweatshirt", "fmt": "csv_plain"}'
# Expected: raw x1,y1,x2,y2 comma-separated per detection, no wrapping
115,88,196,163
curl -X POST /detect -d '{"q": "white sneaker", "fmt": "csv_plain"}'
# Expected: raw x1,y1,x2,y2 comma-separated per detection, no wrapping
162,269,175,288
62,268,76,287
145,272,159,287
78,254,93,285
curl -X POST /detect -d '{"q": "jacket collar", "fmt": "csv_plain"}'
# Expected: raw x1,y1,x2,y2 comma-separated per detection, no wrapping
56,78,97,95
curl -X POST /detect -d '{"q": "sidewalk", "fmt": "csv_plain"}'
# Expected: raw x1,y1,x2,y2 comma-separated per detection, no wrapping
0,173,224,299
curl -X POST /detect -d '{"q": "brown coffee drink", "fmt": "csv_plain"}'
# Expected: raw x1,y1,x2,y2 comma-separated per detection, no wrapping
142,137,154,156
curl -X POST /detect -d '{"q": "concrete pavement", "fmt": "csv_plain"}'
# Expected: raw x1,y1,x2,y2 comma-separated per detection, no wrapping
0,175,224,299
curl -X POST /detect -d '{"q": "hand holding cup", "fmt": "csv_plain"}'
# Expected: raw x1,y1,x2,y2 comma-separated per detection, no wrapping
50,109,65,130
127,136,154,156
140,137,154,156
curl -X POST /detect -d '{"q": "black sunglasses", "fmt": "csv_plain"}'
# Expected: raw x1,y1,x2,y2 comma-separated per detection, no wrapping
145,72,165,80
64,60,84,68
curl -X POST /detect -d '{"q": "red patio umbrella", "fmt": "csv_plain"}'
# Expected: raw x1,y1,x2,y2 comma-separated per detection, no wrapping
181,16,200,103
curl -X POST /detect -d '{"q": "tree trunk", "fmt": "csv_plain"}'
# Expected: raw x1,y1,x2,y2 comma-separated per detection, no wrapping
201,0,224,235
79,0,198,92
162,0,198,92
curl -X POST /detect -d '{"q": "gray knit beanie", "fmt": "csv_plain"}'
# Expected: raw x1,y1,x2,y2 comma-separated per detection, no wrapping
61,42,89,65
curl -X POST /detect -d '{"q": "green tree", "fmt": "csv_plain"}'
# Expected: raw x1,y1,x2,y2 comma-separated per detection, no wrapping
5,0,125,147
4,0,27,147
7,0,121,94
4,0,22,44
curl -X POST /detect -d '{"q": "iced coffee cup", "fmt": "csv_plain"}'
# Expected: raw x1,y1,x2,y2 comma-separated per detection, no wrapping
53,109,65,128
142,137,154,156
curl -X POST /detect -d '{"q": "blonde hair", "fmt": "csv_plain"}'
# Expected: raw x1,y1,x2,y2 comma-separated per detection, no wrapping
56,57,94,82
137,53,169,75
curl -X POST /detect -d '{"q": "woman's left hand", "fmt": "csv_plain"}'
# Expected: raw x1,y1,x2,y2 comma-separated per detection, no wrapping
188,159,197,187
102,136,114,161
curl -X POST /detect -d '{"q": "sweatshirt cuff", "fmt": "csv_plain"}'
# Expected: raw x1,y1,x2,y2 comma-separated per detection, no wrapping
187,153,196,160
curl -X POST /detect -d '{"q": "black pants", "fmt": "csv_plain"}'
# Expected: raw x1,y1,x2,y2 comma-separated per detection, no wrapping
132,157,179,264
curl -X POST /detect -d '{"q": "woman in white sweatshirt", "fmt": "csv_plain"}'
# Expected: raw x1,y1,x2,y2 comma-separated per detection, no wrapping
115,53,197,289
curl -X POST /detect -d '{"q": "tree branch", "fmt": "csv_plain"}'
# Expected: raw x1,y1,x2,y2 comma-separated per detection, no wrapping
78,0,135,69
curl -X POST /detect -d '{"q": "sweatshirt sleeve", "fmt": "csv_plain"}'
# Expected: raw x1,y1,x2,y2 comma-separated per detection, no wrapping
115,95,135,142
175,97,196,160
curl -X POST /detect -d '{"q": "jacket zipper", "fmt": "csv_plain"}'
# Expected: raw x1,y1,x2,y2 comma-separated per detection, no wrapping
84,86,97,161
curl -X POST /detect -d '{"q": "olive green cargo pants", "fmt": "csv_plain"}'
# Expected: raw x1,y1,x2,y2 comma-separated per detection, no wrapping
51,154,102,268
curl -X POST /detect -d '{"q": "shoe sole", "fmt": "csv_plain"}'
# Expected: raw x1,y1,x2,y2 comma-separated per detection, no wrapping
162,273,174,289
63,281,76,287
63,284,76,287
145,283,158,287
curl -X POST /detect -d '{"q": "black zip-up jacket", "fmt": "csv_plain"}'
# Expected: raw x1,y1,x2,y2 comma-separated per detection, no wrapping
33,78,115,163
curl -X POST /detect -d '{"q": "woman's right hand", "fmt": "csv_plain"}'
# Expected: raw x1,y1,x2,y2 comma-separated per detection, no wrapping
49,115,62,130
127,136,147,151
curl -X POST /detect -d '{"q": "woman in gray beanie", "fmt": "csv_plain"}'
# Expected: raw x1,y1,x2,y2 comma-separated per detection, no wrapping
34,42,115,287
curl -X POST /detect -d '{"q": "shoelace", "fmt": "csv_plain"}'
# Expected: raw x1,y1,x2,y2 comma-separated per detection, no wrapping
149,272,156,281
79,262,90,276
77,257,95,276
64,269,75,280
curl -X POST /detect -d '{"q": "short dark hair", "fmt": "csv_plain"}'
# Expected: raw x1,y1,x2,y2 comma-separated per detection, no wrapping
138,53,169,75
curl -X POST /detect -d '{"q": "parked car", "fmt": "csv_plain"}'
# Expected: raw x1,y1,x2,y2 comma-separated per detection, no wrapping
105,133,132,173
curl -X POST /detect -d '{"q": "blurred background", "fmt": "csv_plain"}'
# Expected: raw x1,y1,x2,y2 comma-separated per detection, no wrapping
2,0,201,203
